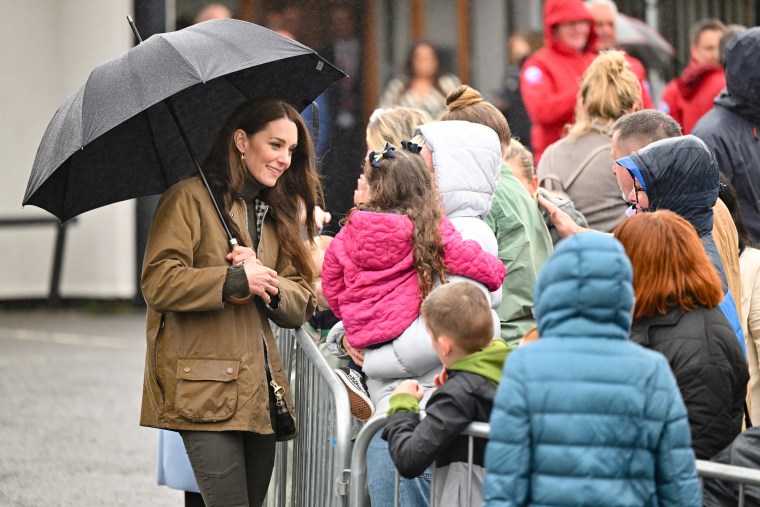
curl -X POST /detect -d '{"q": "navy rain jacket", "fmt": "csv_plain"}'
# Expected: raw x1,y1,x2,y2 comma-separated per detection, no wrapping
693,27,760,244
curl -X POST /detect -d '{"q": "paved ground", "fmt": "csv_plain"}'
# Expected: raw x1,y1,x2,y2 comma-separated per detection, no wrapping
0,310,183,506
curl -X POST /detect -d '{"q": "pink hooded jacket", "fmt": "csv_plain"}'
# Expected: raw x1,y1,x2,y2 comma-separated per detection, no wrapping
322,211,506,348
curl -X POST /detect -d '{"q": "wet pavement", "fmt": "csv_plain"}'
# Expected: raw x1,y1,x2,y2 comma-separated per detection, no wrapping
0,310,182,506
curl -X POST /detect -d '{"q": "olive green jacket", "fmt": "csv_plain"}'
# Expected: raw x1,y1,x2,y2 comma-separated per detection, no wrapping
140,177,315,436
485,167,553,343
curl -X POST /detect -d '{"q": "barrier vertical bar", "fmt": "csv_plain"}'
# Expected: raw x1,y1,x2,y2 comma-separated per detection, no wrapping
467,434,474,505
292,328,352,506
350,416,388,506
429,462,437,507
394,471,400,507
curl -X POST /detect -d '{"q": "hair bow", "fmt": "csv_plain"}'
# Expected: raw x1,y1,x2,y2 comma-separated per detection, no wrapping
369,143,396,168
400,140,422,154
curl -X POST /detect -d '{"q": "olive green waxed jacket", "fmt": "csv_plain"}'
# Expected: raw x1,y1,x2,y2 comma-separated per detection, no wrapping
140,177,315,436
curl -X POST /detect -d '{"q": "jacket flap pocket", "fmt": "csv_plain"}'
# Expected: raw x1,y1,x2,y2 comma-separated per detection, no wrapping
176,359,240,381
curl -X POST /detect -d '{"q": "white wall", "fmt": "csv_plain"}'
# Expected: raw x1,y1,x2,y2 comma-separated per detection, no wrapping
0,0,135,299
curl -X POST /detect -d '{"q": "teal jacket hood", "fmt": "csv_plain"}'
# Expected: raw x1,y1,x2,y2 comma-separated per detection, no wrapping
534,233,634,340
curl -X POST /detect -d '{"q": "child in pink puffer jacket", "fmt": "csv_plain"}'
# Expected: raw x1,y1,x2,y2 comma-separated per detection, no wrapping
322,144,506,420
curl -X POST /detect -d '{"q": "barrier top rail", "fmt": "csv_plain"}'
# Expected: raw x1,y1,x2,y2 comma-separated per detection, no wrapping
348,416,760,506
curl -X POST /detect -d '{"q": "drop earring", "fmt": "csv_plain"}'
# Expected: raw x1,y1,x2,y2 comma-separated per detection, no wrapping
240,152,245,161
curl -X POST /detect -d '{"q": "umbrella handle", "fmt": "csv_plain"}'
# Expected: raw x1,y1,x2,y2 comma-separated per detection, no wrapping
227,293,254,306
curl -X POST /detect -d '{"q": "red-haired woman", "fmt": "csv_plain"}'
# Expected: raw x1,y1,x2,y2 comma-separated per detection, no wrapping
614,210,749,460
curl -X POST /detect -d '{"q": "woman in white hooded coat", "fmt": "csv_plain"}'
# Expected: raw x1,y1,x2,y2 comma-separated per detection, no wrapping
328,119,503,506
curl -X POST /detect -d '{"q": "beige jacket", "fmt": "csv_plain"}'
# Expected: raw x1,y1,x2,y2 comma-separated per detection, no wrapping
537,126,625,233
713,198,742,322
140,177,315,436
740,247,760,424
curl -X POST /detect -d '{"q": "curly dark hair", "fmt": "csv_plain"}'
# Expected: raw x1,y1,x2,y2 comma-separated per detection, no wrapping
358,148,447,299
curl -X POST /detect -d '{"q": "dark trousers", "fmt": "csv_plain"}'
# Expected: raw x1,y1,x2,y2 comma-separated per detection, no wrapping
180,430,276,507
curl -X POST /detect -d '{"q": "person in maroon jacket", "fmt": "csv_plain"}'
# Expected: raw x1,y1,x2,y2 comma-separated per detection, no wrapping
520,0,598,162
658,18,726,134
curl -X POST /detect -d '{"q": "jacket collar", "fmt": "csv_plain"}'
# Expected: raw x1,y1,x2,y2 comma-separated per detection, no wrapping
630,307,685,347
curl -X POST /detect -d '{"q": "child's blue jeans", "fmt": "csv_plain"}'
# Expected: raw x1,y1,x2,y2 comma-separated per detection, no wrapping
367,431,431,507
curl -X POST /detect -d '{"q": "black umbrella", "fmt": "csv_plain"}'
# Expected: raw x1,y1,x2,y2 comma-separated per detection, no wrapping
23,18,345,225
617,14,675,76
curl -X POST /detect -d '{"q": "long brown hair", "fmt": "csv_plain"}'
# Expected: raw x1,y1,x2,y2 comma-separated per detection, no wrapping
359,148,447,299
613,210,722,321
202,97,322,282
403,41,446,96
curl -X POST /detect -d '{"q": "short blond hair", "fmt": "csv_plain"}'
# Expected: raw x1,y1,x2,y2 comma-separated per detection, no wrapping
421,282,493,352
366,107,434,152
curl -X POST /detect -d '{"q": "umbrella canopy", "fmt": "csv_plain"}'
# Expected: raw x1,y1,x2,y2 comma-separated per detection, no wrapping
617,13,675,72
24,19,345,222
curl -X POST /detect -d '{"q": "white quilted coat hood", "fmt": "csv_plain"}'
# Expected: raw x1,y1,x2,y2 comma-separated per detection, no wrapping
417,120,502,219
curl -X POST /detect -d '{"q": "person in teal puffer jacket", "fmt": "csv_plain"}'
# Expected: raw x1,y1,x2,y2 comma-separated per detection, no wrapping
483,233,701,506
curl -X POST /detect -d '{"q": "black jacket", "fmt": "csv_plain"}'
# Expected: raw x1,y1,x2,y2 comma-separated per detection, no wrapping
382,370,495,478
693,27,760,244
630,306,748,459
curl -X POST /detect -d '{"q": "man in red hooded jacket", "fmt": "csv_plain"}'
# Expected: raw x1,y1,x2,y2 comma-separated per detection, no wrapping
658,18,726,134
520,0,598,162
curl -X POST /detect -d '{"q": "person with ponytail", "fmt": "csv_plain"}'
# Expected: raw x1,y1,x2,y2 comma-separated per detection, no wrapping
537,50,643,232
441,85,554,345
321,145,506,421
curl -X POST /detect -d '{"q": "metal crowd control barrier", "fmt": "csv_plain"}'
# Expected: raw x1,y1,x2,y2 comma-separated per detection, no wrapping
267,326,353,507
263,328,760,506
350,416,760,507
697,461,760,507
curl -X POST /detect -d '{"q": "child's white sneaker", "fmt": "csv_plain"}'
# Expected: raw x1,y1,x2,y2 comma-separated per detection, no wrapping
334,367,375,421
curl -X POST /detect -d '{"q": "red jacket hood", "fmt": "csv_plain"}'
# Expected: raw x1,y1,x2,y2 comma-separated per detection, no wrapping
678,59,725,99
543,0,598,54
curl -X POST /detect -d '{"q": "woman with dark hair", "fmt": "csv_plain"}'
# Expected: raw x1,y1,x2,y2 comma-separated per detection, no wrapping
614,210,749,459
379,41,460,119
140,97,320,506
